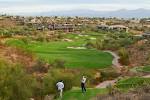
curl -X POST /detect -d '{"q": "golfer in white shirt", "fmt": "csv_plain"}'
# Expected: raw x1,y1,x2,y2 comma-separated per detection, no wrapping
56,80,64,98
81,76,87,93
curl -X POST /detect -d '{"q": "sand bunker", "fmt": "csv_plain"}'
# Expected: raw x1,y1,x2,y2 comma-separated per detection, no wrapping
67,46,86,49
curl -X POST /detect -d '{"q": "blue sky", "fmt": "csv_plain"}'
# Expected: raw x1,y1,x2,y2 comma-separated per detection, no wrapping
0,0,150,14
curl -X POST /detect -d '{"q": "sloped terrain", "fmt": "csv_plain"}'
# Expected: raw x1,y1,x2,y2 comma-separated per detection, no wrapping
96,85,150,100
0,18,18,28
128,41,150,67
0,45,36,68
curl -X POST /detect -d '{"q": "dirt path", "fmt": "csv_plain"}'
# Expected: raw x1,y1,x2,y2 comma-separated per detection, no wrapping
96,51,122,88
96,51,150,89
143,74,150,78
104,51,122,68
96,79,118,88
96,74,150,89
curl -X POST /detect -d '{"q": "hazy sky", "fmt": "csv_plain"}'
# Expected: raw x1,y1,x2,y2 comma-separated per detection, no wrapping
0,0,150,14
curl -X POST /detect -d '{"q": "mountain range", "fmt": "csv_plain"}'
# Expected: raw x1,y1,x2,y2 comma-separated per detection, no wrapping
10,9,150,18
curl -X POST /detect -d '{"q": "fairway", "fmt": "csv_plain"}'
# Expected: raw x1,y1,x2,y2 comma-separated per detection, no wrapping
61,88,107,100
27,42,113,68
5,37,113,68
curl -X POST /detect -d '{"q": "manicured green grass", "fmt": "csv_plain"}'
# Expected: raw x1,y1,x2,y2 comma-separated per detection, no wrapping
28,42,113,68
116,77,150,91
133,66,150,73
61,88,107,100
5,35,113,68
142,66,150,72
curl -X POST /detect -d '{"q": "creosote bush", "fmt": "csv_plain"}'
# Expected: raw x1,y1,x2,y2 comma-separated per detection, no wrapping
53,59,66,68
100,70,120,81
0,60,37,100
118,47,130,65
31,59,48,73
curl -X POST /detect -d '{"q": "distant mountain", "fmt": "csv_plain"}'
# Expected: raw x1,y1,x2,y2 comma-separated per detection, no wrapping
104,9,150,18
12,9,150,18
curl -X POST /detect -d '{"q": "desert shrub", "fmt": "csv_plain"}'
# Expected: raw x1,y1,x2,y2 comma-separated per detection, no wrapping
0,29,12,37
135,84,150,94
31,59,48,73
85,41,95,49
96,85,150,100
20,37,30,44
95,39,104,50
57,32,64,39
34,32,47,42
116,77,150,90
119,38,133,47
0,40,3,46
137,45,145,51
118,47,130,65
53,59,66,68
101,70,120,81
43,69,74,95
0,60,37,100
95,78,150,100
94,32,134,50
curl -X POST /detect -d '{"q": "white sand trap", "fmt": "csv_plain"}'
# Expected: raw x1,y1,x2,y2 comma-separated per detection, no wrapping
67,46,87,49
78,34,89,37
63,39,73,42
90,37,96,40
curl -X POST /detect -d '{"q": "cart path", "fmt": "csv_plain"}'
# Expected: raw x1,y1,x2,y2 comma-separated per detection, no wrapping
104,50,122,69
95,79,118,88
96,51,121,88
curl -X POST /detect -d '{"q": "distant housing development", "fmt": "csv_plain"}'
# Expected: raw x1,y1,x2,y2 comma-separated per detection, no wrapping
97,25,129,32
143,32,150,39
48,24,75,32
1,15,150,35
